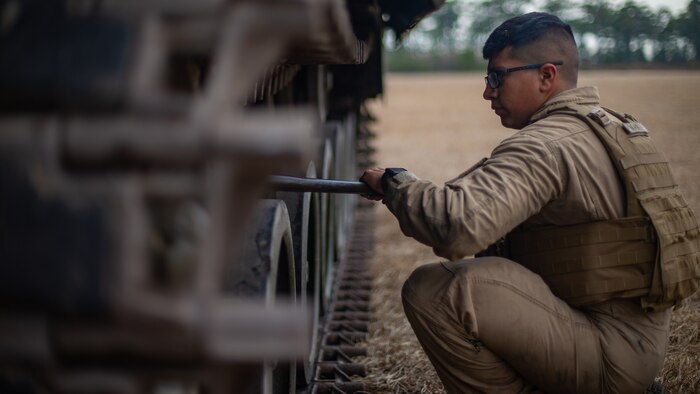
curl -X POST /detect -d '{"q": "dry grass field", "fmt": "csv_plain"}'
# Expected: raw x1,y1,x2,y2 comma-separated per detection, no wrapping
359,71,700,393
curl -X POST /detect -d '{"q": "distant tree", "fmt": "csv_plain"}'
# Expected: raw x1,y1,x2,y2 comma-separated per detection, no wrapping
576,0,659,64
467,0,533,49
610,1,656,63
427,1,461,53
387,0,700,71
651,8,675,62
576,0,617,64
457,46,487,70
649,8,691,64
540,0,595,63
675,0,700,60
385,46,436,72
542,0,579,22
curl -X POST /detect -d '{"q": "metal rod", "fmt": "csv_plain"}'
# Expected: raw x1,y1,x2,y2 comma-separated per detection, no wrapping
269,175,375,194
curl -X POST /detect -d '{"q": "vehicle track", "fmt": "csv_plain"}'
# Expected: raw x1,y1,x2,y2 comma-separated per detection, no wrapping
308,185,376,393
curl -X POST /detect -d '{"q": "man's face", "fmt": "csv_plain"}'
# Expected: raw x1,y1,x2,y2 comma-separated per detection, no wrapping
483,47,547,130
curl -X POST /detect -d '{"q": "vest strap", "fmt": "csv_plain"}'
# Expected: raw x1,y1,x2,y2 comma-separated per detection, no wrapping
550,273,652,299
509,217,654,253
653,208,699,234
663,255,700,283
620,152,668,170
662,231,700,257
522,244,656,276
632,175,677,193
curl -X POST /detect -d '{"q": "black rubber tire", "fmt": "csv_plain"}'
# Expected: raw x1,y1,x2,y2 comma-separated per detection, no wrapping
224,199,297,394
320,138,336,313
303,187,322,385
275,162,323,387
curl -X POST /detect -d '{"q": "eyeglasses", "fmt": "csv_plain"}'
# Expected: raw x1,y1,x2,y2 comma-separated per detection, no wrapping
485,61,564,89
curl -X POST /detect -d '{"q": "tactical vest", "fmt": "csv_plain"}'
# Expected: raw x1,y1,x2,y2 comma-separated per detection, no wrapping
505,104,700,311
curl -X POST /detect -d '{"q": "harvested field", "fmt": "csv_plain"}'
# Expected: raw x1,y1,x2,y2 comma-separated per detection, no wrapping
359,71,700,393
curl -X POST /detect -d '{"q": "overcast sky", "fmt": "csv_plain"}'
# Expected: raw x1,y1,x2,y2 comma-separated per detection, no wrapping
619,0,689,13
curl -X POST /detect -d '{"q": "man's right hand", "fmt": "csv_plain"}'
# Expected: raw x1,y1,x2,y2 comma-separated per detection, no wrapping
359,167,385,201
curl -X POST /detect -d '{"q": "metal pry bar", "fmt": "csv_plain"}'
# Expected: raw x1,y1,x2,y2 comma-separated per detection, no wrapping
269,175,375,194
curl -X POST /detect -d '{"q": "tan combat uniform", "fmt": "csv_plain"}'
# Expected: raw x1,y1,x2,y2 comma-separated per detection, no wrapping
384,87,674,393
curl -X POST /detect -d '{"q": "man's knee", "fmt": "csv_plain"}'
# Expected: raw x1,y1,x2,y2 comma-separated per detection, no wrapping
401,262,454,313
441,256,516,276
402,257,529,314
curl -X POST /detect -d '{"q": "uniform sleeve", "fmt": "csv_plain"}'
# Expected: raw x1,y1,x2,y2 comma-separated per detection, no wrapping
382,133,565,260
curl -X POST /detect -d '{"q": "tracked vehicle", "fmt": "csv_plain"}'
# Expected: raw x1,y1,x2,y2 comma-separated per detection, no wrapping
0,0,443,392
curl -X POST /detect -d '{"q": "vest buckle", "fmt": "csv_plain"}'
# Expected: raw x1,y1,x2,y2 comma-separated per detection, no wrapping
588,107,611,127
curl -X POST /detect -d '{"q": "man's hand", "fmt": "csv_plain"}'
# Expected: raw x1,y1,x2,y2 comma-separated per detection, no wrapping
359,167,385,201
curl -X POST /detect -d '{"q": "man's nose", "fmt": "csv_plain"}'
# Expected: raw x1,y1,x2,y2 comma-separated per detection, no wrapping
483,84,497,100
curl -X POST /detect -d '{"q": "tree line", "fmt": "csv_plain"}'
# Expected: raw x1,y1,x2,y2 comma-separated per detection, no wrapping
386,0,700,72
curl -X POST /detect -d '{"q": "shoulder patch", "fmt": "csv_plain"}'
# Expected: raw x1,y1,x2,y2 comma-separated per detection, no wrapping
622,122,648,135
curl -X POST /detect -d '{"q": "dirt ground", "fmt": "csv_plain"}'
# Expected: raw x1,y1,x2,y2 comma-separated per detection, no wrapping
359,71,700,393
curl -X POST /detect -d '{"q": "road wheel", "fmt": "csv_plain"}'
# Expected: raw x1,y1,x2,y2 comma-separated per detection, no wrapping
320,138,336,313
225,199,296,394
275,162,322,387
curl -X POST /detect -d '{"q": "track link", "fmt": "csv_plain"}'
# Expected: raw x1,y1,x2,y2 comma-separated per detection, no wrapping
308,201,375,394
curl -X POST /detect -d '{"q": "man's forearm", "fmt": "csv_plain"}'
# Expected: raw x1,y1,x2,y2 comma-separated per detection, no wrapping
383,175,487,260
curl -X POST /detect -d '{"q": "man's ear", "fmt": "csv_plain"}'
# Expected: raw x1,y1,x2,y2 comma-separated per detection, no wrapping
539,63,558,92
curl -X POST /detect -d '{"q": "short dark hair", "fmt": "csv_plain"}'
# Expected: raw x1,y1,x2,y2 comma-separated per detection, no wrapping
483,13,575,59
483,12,579,85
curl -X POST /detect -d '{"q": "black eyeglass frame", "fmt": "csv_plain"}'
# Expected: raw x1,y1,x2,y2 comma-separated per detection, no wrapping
485,61,564,89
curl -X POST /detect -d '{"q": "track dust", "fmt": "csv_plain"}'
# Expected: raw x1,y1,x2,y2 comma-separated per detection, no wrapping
360,71,700,393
